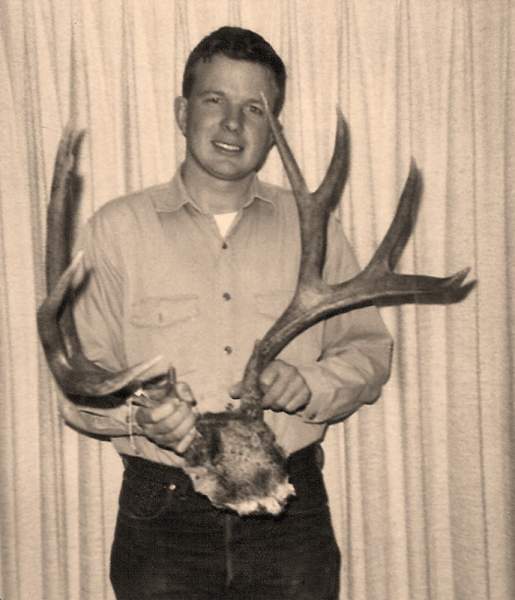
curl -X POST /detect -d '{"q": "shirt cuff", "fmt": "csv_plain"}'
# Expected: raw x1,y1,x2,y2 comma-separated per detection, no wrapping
296,361,381,424
58,395,143,437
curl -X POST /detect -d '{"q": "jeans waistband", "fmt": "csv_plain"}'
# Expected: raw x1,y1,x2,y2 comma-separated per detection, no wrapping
121,443,323,488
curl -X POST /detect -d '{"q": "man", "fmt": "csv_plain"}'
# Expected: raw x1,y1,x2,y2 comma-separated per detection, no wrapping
66,26,392,599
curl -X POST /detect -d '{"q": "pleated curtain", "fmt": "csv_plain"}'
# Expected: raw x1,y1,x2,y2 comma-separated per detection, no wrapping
0,1,513,599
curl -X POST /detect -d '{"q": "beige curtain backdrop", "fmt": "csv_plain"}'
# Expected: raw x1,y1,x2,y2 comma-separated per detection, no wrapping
1,1,513,599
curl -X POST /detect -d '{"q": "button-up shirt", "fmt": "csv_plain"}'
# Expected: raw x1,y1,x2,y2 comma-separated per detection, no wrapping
64,170,392,467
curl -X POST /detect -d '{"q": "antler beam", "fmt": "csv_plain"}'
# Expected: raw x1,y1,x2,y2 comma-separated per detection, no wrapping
37,128,160,400
239,97,471,410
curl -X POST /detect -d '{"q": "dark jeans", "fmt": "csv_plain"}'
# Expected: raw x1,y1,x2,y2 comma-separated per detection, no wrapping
110,445,341,600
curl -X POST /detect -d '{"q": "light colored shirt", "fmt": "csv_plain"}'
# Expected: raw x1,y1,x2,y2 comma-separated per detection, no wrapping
66,170,393,466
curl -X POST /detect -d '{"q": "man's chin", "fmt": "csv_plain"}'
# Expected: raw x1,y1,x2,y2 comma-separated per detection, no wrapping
185,152,259,184
205,164,256,183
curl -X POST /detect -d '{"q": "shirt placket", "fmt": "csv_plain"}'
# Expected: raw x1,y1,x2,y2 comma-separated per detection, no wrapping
212,224,240,409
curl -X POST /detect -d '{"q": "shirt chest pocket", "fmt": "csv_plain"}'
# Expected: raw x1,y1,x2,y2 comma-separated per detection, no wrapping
127,295,201,377
253,291,323,364
130,295,199,329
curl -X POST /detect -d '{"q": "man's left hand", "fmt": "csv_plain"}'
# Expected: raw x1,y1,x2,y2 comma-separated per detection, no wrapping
258,359,311,414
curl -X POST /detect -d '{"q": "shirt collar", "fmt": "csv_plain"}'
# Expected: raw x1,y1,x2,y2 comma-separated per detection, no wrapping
153,167,277,213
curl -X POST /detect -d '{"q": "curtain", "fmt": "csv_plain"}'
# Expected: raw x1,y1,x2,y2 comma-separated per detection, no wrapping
1,1,513,598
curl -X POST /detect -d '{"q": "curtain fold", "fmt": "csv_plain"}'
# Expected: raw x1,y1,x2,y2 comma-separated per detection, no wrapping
1,1,513,598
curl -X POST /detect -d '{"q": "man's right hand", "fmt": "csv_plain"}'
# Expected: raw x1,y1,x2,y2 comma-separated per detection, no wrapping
135,372,198,454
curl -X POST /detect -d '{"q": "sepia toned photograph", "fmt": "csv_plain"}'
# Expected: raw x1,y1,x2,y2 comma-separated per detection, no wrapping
0,1,513,599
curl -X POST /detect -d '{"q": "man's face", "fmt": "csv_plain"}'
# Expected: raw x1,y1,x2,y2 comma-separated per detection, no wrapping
176,54,280,183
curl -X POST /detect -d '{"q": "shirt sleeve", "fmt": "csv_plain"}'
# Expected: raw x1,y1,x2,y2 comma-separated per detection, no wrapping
58,396,138,437
58,213,135,437
295,215,393,424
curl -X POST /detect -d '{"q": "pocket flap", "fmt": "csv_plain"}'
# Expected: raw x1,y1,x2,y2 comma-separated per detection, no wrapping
130,295,199,328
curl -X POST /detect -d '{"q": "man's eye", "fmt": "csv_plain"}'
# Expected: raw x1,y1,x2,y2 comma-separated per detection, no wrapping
205,96,221,104
247,105,264,116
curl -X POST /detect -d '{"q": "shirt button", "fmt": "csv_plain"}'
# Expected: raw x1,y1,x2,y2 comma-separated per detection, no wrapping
222,242,228,249
222,292,231,301
224,345,233,355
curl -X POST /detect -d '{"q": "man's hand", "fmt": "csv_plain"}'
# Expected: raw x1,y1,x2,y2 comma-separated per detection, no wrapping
259,360,311,413
135,373,197,454
230,359,311,414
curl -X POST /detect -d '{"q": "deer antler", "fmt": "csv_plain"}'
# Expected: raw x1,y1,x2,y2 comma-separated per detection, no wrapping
238,97,471,412
37,108,472,517
37,127,160,401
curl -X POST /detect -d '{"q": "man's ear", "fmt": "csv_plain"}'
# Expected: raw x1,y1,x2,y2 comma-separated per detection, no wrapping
174,96,188,136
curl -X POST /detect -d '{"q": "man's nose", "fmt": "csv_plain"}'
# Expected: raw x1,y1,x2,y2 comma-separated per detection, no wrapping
222,105,243,132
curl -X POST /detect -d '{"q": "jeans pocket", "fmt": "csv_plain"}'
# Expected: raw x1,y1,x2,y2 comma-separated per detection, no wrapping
118,470,171,521
287,463,329,515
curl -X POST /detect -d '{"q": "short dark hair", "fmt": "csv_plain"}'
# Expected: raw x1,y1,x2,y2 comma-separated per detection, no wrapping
182,26,286,115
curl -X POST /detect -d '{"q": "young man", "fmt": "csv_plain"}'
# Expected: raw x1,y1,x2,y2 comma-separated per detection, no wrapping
67,26,392,599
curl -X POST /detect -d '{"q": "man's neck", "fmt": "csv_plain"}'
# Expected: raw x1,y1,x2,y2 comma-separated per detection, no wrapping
181,162,254,214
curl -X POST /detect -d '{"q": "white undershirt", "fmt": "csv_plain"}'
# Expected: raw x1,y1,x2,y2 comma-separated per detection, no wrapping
213,212,238,238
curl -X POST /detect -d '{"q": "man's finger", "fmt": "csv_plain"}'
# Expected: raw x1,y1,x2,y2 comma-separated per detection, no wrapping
284,388,310,413
143,409,197,447
145,403,195,435
262,375,290,408
266,380,301,411
175,427,198,454
259,365,281,390
135,399,178,426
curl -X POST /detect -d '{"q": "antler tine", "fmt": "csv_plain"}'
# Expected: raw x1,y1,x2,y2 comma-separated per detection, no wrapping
239,105,471,410
349,161,471,298
37,126,160,401
46,125,83,291
312,109,349,211
371,159,420,273
260,93,310,200
261,96,349,285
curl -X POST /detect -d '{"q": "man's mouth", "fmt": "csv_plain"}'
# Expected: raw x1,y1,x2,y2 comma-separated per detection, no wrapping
212,140,243,154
